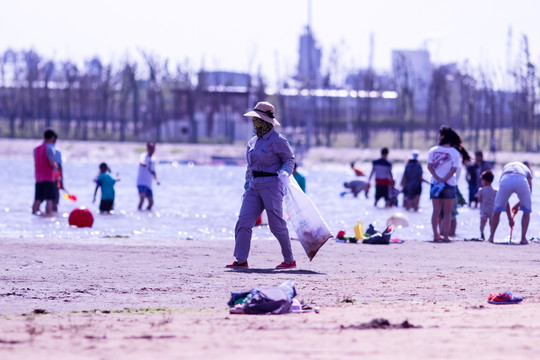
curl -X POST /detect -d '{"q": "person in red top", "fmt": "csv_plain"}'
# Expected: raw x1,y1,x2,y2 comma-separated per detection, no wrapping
32,129,58,215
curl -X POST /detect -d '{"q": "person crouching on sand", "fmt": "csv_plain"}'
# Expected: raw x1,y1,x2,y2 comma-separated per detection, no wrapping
227,101,296,270
488,161,532,244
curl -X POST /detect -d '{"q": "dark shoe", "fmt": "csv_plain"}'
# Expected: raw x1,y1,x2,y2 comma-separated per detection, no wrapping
365,224,377,236
275,261,296,269
226,261,248,268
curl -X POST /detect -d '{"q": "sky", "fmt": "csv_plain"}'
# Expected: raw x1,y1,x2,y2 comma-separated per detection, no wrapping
1,0,539,87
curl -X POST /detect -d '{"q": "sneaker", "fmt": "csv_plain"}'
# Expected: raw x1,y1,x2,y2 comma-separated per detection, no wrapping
488,291,523,304
275,261,296,269
225,261,248,268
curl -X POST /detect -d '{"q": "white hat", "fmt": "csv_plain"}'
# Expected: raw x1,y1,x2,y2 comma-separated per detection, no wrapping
243,101,281,126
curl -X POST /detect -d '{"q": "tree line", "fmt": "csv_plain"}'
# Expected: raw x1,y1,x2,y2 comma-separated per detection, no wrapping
0,38,538,151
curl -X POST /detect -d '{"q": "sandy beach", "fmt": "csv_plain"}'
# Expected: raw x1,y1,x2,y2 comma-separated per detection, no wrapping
1,138,540,359
1,238,539,359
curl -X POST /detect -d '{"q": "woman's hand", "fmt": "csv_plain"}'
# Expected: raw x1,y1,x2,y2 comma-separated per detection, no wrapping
278,170,290,194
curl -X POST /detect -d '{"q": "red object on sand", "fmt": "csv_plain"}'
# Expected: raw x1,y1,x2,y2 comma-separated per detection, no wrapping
68,207,94,228
336,230,346,239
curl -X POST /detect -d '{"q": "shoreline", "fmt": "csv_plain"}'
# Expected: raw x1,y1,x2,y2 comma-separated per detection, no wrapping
1,238,539,359
2,137,538,167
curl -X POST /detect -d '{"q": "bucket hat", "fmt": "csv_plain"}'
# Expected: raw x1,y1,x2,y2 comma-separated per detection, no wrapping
244,101,281,126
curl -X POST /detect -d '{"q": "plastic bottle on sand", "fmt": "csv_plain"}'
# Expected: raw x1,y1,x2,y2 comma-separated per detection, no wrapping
290,298,302,313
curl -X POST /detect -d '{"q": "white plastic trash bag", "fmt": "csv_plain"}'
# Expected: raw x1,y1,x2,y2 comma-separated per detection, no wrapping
284,177,333,260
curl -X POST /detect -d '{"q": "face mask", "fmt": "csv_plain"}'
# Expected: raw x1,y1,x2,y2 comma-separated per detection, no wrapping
252,117,273,137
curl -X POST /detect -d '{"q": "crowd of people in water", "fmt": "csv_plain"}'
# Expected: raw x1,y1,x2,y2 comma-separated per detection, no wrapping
32,129,159,217
342,128,531,245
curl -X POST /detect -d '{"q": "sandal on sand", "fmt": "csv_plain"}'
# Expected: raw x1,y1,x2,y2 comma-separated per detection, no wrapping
488,291,523,305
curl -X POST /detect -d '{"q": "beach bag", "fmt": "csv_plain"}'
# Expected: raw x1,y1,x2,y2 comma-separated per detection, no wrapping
284,177,333,260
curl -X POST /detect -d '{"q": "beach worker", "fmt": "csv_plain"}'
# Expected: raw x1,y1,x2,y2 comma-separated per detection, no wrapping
32,129,58,216
293,163,306,192
137,142,159,211
49,134,64,213
466,150,491,208
368,147,393,207
342,180,370,198
476,170,497,241
427,126,463,242
227,101,296,269
93,162,119,214
488,161,532,244
400,150,424,211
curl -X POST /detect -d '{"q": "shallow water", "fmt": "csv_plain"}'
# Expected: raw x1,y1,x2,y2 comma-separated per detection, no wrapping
0,158,536,245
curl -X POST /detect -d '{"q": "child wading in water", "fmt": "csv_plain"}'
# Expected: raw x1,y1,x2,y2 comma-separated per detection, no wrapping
93,163,120,214
476,170,497,241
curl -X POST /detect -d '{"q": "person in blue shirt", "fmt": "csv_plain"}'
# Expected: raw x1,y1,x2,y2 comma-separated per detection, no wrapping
48,134,64,213
93,162,120,214
227,101,296,270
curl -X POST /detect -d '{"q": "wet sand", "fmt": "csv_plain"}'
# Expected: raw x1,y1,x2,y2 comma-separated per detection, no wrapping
1,238,539,359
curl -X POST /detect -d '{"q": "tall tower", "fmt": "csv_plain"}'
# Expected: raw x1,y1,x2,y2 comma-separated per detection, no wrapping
297,0,321,88
297,0,320,149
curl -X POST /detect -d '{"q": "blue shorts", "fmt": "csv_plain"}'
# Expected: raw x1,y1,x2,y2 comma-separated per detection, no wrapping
430,183,456,199
137,185,153,197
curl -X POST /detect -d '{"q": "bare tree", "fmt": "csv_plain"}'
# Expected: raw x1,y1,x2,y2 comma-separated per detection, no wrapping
142,52,166,142
0,50,24,137
393,52,415,148
40,60,55,128
23,50,40,133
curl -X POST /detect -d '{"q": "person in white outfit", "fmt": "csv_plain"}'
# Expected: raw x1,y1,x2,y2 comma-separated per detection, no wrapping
137,142,159,210
488,161,532,244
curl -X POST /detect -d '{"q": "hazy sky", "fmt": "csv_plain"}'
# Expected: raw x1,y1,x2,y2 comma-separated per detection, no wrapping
1,0,539,86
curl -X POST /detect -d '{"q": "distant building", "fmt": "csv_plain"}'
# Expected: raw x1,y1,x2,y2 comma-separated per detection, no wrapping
198,71,251,89
166,71,252,143
297,26,322,88
392,49,432,114
345,69,395,92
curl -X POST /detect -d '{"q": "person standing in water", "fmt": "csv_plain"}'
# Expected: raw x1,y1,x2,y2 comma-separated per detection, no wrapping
427,126,463,242
227,101,296,269
32,129,58,216
369,147,394,207
400,150,424,211
137,142,159,210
